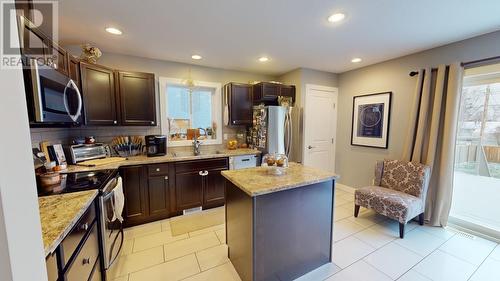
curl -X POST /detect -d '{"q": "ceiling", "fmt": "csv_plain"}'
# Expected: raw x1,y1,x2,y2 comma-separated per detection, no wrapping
56,0,500,75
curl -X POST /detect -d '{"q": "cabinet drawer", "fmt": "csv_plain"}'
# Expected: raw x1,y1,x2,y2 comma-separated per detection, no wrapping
175,158,228,173
148,163,169,176
62,202,96,266
65,223,99,281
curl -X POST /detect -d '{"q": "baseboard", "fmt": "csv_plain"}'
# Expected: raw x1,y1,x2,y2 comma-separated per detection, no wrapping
335,183,356,194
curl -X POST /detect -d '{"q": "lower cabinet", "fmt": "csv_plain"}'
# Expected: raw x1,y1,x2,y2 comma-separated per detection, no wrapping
203,167,227,208
120,158,229,226
120,165,149,226
174,158,229,212
174,170,204,210
46,200,103,281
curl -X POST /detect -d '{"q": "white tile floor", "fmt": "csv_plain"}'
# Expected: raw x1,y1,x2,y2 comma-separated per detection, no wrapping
110,188,500,281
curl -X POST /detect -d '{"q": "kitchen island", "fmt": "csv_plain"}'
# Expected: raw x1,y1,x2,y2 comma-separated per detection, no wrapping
221,163,337,281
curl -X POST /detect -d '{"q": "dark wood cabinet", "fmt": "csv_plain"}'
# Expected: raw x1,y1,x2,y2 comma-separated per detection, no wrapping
225,83,253,126
120,165,148,226
68,55,81,87
49,42,68,76
252,82,296,104
174,158,228,212
121,158,229,226
19,16,50,59
174,170,204,211
203,167,226,207
117,71,156,126
148,176,170,216
80,62,118,125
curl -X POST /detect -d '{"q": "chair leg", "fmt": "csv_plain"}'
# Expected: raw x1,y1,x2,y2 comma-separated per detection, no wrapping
354,205,360,217
419,213,424,226
399,223,405,239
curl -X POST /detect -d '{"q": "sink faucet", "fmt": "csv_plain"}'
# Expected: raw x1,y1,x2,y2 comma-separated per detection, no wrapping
193,139,202,156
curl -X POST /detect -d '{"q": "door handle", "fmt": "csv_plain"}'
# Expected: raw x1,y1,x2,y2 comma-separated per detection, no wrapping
308,145,315,149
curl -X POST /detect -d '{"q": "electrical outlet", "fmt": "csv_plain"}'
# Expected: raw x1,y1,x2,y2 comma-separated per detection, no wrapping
224,134,228,140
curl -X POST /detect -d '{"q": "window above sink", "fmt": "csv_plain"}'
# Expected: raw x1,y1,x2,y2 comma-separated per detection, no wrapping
159,77,222,147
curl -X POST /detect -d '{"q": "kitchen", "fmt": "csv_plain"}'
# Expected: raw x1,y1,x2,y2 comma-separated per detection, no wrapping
15,0,338,280
3,1,500,281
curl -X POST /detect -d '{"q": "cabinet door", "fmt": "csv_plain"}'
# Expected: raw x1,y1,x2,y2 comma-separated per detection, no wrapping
49,43,69,76
175,171,203,211
148,175,170,216
68,55,81,87
80,62,118,125
19,17,49,59
120,166,148,226
203,168,226,208
279,84,296,102
117,71,156,126
228,83,253,126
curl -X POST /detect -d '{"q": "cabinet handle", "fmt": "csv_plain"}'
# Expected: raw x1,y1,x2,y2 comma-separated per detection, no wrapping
82,257,91,265
164,176,168,180
201,170,209,176
199,171,203,176
113,120,117,124
151,121,155,125
79,223,89,231
156,168,160,172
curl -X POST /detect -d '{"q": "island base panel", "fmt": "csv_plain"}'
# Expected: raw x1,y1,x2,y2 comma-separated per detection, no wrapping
226,180,334,281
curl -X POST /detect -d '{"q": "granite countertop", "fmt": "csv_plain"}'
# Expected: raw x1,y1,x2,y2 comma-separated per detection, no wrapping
66,149,260,173
38,190,98,256
221,162,338,197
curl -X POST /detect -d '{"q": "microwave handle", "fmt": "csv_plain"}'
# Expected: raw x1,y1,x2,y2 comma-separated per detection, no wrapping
63,79,82,122
29,58,44,122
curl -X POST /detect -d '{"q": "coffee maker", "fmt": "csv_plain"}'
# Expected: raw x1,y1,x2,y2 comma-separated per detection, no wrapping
145,135,167,157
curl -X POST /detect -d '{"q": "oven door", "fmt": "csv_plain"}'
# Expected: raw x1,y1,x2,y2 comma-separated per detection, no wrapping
99,177,124,270
29,58,83,124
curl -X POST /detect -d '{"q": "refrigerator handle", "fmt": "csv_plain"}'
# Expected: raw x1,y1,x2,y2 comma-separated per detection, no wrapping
285,111,292,158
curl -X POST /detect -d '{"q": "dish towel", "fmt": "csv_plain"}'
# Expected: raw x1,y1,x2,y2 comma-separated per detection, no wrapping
112,177,125,223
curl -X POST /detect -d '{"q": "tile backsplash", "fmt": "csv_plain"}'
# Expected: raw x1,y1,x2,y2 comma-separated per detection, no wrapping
30,125,244,152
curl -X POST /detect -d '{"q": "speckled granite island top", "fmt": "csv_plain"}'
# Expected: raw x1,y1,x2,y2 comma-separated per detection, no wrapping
38,190,98,256
221,163,338,196
67,149,260,173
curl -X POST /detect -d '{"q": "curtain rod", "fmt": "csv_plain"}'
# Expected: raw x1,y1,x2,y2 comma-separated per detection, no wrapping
461,56,500,68
409,56,500,76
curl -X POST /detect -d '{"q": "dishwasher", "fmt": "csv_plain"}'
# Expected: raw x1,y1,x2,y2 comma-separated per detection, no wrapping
229,154,258,170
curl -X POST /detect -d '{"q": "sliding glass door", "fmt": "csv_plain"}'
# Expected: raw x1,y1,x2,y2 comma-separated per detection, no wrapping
450,62,500,239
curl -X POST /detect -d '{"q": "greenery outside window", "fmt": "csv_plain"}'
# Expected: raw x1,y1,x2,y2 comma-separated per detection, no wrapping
159,77,222,146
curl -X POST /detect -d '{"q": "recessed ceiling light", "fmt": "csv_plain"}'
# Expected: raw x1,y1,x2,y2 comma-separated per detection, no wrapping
258,56,269,62
191,54,202,60
351,58,362,63
328,13,345,23
105,27,122,35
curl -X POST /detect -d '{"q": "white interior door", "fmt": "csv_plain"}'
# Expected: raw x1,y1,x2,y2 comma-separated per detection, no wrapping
303,84,338,172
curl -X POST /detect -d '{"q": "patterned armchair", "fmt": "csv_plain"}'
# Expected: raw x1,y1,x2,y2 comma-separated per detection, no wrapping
354,159,431,238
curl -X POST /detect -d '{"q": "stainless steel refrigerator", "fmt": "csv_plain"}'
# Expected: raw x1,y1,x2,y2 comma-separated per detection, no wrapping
251,105,292,156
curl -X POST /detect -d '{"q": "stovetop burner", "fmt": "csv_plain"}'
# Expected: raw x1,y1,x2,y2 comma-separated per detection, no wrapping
38,169,118,196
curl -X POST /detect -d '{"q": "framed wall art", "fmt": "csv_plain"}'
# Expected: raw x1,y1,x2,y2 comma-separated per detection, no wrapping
351,92,392,148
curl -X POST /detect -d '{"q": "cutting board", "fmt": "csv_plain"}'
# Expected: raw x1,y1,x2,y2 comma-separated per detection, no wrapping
77,157,127,167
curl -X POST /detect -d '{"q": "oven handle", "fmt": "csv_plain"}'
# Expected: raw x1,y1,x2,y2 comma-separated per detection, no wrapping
63,79,82,122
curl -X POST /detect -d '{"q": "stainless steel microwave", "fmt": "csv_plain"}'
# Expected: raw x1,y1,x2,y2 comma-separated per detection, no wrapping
26,58,83,125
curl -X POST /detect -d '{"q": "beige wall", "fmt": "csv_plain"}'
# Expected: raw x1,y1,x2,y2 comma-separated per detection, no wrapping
278,68,338,162
336,30,500,188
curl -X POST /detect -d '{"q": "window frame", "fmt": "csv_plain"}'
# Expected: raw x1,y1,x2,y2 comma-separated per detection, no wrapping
159,77,222,147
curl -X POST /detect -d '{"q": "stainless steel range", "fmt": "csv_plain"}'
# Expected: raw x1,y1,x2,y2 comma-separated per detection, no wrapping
39,169,124,280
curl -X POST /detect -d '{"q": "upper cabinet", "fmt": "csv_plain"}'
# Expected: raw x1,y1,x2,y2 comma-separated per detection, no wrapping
117,71,156,126
224,83,253,126
68,55,81,88
80,64,157,126
252,82,296,104
80,62,118,125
